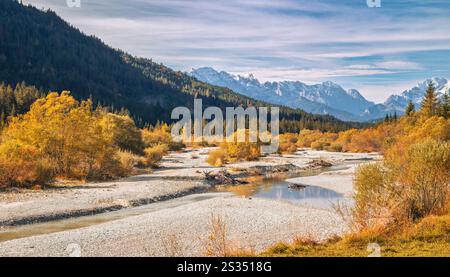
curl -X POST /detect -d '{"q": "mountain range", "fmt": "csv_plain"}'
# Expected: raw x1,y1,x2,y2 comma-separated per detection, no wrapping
0,0,361,132
189,67,450,122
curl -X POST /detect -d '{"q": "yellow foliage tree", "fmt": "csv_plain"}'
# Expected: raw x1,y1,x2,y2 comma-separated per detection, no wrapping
0,92,133,186
98,113,144,155
206,129,261,166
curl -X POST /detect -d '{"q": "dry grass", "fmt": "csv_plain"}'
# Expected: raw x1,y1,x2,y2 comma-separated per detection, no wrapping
160,232,183,257
203,213,254,257
116,150,146,174
144,144,169,167
262,212,450,257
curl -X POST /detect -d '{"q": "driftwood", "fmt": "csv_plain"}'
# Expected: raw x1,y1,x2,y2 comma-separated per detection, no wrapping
308,159,333,167
288,183,307,190
246,163,298,176
203,170,248,186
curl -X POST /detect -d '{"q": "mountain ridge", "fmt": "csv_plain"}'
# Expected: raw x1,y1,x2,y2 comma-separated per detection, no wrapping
190,67,449,122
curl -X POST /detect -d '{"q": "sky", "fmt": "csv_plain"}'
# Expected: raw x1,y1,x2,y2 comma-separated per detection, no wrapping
23,0,450,103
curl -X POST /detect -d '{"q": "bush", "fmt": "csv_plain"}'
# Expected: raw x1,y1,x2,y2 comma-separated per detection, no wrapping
325,142,343,152
393,139,449,220
353,139,450,230
0,141,53,187
223,129,261,162
99,113,145,155
224,141,260,162
279,141,298,154
144,144,169,167
353,163,391,229
297,130,323,147
206,149,227,167
0,92,134,185
206,130,261,166
117,150,146,174
142,123,184,151
279,134,298,154
311,141,327,150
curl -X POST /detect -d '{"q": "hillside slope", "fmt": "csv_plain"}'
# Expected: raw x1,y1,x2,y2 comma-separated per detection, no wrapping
0,0,361,132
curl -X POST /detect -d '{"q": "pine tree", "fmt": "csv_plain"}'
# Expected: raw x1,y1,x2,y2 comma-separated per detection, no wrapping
384,114,389,123
405,100,415,116
393,111,398,121
421,82,439,117
0,110,5,128
439,91,449,119
10,104,16,117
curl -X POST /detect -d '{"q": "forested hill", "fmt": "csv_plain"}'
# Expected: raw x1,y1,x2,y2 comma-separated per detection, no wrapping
0,0,363,132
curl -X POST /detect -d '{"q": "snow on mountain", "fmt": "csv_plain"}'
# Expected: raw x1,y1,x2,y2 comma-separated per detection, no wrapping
384,77,449,112
189,67,373,122
189,67,449,122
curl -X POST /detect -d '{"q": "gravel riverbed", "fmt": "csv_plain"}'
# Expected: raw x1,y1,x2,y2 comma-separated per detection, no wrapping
0,148,379,256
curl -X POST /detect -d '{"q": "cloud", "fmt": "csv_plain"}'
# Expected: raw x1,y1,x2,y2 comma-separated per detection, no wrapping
347,60,423,70
235,68,393,83
22,0,450,102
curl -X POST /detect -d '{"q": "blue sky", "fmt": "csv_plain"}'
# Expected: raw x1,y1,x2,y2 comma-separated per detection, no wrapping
23,0,450,102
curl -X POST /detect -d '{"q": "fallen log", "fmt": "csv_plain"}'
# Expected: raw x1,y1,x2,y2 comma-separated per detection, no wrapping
203,170,248,186
308,159,333,167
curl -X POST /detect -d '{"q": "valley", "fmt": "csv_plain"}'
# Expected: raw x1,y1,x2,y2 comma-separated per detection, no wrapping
0,0,448,259
0,148,378,256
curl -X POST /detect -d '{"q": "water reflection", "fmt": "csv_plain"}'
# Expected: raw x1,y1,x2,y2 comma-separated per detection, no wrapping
254,180,344,209
215,168,347,210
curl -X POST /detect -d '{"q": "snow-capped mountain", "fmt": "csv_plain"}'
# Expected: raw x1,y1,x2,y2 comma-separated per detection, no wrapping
189,67,374,121
189,67,449,122
365,77,450,120
383,77,449,112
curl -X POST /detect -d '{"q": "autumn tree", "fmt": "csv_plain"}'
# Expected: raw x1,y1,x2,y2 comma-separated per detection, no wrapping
0,92,143,187
98,113,145,155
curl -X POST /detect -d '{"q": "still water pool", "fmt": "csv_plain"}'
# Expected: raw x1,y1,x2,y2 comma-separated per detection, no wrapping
213,165,351,210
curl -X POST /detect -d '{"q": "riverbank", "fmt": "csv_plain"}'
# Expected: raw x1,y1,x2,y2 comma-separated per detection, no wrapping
0,148,379,256
0,195,347,257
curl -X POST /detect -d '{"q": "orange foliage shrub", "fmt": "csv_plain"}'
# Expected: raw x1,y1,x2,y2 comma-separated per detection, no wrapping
278,133,298,154
206,129,261,166
142,123,184,151
144,144,169,167
0,92,146,187
206,148,227,167
0,140,53,187
297,129,324,147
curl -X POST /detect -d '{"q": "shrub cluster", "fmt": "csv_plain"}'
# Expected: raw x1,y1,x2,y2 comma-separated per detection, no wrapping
0,92,178,187
206,129,261,166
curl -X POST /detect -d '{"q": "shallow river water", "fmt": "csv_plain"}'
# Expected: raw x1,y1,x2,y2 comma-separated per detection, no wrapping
214,164,351,210
0,164,354,243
